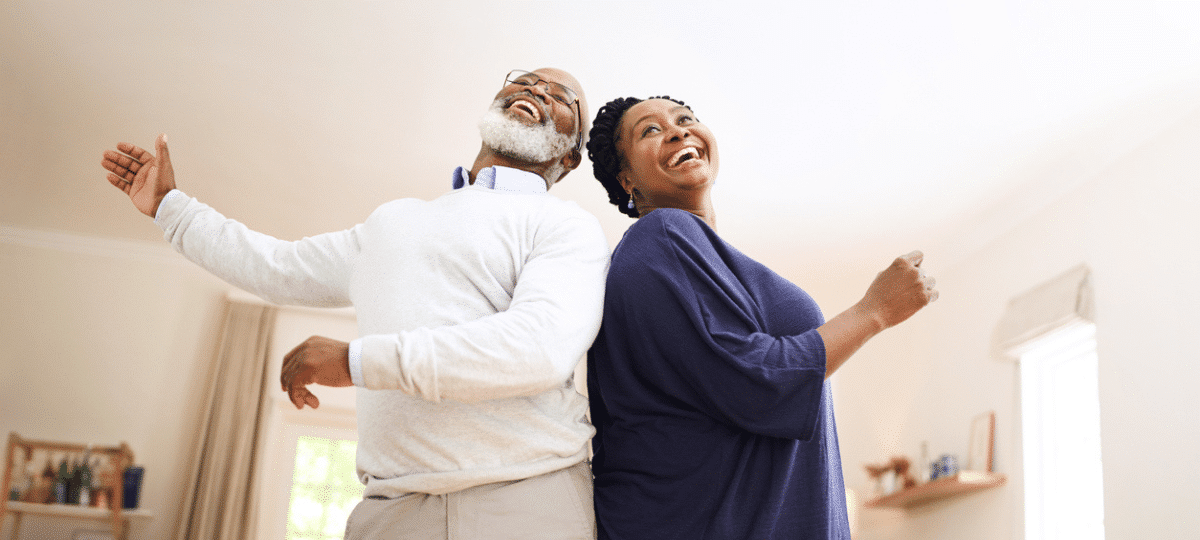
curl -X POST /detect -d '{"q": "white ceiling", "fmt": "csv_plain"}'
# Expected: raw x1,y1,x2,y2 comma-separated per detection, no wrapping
4,0,1200,292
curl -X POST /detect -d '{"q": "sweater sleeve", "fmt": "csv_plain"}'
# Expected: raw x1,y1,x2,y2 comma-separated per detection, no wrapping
610,210,827,441
155,189,358,307
356,212,610,403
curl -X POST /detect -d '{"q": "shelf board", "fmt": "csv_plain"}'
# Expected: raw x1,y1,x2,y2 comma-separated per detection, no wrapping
4,501,153,520
863,471,1006,509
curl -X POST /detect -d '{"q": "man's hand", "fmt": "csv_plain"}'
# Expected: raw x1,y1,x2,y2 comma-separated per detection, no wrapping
280,336,354,410
101,133,177,218
859,250,938,330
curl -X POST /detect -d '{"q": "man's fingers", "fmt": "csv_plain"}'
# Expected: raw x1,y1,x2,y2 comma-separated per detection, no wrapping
102,150,149,184
286,382,320,410
289,385,306,409
280,342,305,389
155,133,170,164
106,173,130,191
102,151,135,175
287,374,312,408
117,142,152,163
281,360,297,392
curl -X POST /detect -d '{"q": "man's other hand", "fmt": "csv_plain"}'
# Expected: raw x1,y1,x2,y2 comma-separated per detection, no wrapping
280,335,353,410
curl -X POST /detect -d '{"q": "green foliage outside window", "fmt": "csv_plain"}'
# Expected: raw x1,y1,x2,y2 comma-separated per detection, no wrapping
287,436,364,540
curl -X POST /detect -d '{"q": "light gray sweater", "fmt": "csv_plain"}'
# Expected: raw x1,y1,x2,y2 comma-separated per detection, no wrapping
155,167,609,496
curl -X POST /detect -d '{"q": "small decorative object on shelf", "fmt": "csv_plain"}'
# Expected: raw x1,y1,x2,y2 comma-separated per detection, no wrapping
864,456,917,497
930,454,959,480
968,411,996,472
122,466,145,509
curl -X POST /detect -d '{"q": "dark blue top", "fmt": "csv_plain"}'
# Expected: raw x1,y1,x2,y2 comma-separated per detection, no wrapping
588,209,850,540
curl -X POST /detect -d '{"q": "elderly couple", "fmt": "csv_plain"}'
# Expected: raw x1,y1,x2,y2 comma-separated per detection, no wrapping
102,67,936,540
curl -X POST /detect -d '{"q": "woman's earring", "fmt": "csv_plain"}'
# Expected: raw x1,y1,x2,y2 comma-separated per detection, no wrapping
627,198,635,210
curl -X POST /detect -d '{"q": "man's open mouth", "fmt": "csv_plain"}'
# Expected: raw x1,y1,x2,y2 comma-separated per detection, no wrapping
507,99,542,123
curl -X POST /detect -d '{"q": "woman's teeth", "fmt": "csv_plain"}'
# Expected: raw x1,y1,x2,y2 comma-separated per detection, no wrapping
669,147,699,167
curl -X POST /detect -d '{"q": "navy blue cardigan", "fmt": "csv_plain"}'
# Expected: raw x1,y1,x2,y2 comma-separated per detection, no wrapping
588,209,850,539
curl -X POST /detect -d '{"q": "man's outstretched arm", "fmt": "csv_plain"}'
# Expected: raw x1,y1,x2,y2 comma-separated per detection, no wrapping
100,134,358,307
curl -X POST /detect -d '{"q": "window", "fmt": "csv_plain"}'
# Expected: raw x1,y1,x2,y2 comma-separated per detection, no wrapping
255,307,362,540
286,435,364,540
257,410,360,540
1019,321,1105,540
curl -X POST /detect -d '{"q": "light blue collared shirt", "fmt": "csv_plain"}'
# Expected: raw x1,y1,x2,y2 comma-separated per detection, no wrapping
347,165,550,386
451,165,548,194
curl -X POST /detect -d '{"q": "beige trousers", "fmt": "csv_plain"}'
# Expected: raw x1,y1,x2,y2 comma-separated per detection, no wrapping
344,462,595,540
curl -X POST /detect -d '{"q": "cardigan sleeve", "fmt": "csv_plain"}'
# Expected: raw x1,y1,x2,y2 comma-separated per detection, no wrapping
607,209,827,441
155,189,358,307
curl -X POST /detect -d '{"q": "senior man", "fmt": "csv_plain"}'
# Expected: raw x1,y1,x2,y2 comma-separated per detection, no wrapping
101,68,606,540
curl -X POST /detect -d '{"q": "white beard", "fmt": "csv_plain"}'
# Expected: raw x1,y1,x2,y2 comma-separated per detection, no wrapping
478,101,574,164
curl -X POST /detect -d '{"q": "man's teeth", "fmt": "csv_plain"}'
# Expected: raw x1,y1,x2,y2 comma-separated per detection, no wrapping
511,101,541,121
670,148,699,166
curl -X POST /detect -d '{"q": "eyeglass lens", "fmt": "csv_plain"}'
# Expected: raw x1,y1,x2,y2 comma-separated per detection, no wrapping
506,71,576,105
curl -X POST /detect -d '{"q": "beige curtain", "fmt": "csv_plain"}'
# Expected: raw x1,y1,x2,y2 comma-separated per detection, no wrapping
176,300,277,540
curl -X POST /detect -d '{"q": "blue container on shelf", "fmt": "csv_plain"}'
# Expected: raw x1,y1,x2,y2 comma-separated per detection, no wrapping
122,466,144,509
931,455,958,480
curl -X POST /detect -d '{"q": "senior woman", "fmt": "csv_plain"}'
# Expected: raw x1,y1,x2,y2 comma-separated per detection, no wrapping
584,96,938,539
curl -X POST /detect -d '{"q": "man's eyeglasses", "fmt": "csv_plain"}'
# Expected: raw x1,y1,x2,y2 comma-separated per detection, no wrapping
503,70,583,150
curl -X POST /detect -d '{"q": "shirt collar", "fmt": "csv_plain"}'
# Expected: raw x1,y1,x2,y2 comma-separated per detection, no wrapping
451,166,548,194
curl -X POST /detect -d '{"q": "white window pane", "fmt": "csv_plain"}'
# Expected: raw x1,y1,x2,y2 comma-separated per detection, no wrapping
1021,324,1105,540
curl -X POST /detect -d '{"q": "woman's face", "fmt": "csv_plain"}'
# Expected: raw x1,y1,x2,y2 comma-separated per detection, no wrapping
616,99,719,206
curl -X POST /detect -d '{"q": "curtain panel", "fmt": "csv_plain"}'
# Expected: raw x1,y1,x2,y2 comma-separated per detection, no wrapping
176,300,277,540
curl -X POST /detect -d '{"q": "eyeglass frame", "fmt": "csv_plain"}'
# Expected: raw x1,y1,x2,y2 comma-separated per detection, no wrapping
502,70,584,151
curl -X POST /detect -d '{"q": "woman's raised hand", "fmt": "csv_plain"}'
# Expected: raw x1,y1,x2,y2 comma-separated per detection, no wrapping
817,251,938,378
860,250,938,330
101,133,177,218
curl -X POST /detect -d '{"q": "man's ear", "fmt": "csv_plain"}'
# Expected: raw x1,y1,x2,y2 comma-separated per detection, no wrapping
560,148,582,172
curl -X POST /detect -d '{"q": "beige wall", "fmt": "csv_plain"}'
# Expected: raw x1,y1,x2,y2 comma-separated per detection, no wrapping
0,233,228,540
0,235,364,539
837,105,1200,538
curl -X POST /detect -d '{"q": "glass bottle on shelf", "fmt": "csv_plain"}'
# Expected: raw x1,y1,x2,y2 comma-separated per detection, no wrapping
38,458,56,503
78,449,93,506
53,457,70,504
68,456,83,504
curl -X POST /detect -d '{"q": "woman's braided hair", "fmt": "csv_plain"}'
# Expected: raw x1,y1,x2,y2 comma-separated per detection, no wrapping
586,95,691,218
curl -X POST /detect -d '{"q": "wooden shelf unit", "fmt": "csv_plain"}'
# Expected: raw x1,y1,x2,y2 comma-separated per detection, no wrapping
2,432,139,540
2,501,151,521
863,471,1007,509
